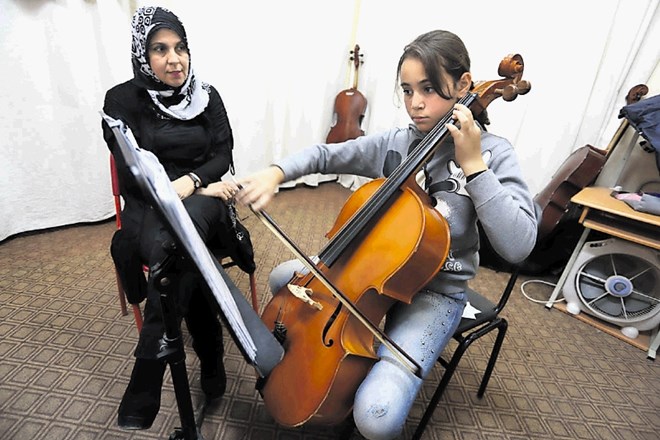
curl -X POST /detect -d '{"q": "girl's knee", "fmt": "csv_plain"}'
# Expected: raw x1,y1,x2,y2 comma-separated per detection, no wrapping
268,259,306,294
353,402,405,440
352,358,421,440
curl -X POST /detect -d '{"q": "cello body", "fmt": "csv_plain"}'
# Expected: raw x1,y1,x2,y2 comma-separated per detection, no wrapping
326,88,367,144
260,178,450,426
535,145,606,241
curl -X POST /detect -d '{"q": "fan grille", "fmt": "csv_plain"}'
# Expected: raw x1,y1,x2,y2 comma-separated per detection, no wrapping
575,252,660,322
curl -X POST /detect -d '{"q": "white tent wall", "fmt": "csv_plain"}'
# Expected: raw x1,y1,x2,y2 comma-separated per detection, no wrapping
0,0,658,242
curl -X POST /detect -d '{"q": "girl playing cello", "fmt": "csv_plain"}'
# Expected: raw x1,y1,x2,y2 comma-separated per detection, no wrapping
236,30,537,440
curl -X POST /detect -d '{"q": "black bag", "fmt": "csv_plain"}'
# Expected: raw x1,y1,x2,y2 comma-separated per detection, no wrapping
223,202,256,274
110,229,148,304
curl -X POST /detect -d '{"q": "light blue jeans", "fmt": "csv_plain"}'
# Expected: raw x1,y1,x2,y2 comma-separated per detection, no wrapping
269,259,467,440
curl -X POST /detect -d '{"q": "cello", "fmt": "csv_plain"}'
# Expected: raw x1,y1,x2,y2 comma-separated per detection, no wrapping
326,44,368,144
254,54,531,427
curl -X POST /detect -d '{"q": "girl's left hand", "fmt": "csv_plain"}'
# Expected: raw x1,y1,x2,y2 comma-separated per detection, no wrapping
446,103,487,176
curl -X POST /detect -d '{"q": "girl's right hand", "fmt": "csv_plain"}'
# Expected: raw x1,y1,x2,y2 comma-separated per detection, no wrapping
236,166,285,211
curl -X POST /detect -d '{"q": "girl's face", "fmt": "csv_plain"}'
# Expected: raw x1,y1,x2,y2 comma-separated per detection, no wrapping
400,57,470,134
148,28,189,88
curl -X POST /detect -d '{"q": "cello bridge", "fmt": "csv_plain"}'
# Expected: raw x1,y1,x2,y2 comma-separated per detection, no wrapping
287,284,323,310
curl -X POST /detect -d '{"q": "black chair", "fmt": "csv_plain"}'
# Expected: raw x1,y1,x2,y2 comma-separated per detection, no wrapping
412,267,520,439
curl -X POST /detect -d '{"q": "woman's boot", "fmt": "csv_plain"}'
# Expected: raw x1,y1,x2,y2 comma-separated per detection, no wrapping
197,334,227,399
117,358,166,430
186,289,227,399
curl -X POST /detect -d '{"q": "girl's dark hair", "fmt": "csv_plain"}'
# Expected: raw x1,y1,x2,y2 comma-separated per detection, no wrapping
397,30,470,100
396,30,488,125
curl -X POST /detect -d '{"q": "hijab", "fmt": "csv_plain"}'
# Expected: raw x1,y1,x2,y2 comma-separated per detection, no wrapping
130,6,209,120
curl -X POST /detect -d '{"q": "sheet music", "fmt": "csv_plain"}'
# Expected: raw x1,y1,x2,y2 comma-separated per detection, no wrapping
100,112,257,361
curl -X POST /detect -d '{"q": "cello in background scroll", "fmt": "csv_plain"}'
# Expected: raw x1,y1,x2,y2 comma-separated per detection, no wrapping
326,44,367,144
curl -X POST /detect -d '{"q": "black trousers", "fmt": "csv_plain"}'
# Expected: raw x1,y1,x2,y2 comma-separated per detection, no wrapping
112,194,229,360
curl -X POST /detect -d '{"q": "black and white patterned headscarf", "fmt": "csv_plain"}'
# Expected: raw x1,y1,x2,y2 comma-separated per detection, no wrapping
131,6,209,120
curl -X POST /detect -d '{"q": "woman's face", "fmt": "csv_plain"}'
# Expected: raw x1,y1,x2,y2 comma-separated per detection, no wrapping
400,57,469,134
148,28,189,88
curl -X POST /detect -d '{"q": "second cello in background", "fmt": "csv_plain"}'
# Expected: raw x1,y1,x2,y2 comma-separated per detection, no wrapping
326,44,367,144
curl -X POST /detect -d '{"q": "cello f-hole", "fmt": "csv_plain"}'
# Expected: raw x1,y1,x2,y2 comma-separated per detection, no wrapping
322,303,342,347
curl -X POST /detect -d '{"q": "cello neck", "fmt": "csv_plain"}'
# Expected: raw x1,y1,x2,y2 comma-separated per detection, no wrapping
392,93,477,186
350,44,362,90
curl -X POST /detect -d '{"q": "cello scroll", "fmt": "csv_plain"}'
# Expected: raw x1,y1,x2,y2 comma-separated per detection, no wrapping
470,54,531,118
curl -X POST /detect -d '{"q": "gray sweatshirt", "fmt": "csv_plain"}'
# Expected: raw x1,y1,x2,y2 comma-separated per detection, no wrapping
275,124,537,294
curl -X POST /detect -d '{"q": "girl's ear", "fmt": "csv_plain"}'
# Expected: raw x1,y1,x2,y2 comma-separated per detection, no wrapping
457,72,472,97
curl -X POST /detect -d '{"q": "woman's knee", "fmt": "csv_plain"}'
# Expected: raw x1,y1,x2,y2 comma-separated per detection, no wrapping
184,196,226,238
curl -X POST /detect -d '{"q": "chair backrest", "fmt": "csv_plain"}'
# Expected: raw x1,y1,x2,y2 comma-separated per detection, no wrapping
494,266,520,314
110,155,122,229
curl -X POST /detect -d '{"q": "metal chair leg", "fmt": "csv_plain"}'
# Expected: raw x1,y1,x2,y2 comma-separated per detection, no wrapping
132,304,143,333
249,273,259,312
478,319,507,397
413,318,507,439
412,339,471,440
114,269,128,317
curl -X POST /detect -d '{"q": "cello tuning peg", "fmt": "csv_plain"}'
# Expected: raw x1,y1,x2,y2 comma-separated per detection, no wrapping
501,84,518,101
516,80,531,95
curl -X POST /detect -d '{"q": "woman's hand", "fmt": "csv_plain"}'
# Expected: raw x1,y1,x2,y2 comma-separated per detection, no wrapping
236,166,285,211
172,175,196,200
446,103,487,177
196,180,240,202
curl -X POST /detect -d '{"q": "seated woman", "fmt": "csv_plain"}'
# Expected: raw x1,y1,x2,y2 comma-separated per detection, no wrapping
101,6,248,431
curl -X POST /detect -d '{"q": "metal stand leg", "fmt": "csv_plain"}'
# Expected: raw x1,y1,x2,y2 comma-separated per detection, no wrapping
151,252,205,440
545,227,591,309
647,325,660,360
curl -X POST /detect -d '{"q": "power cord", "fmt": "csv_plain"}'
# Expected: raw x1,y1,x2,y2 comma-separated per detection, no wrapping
520,279,564,304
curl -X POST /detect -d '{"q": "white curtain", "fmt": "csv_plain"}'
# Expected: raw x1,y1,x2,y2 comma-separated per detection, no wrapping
1,0,658,242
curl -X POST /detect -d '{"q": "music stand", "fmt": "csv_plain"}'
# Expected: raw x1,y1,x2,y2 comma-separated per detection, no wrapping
101,112,283,439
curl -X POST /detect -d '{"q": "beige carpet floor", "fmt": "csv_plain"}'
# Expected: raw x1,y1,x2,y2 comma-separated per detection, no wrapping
1,182,658,440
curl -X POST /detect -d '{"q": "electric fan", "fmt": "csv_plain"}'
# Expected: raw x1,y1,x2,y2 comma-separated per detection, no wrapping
562,238,660,339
